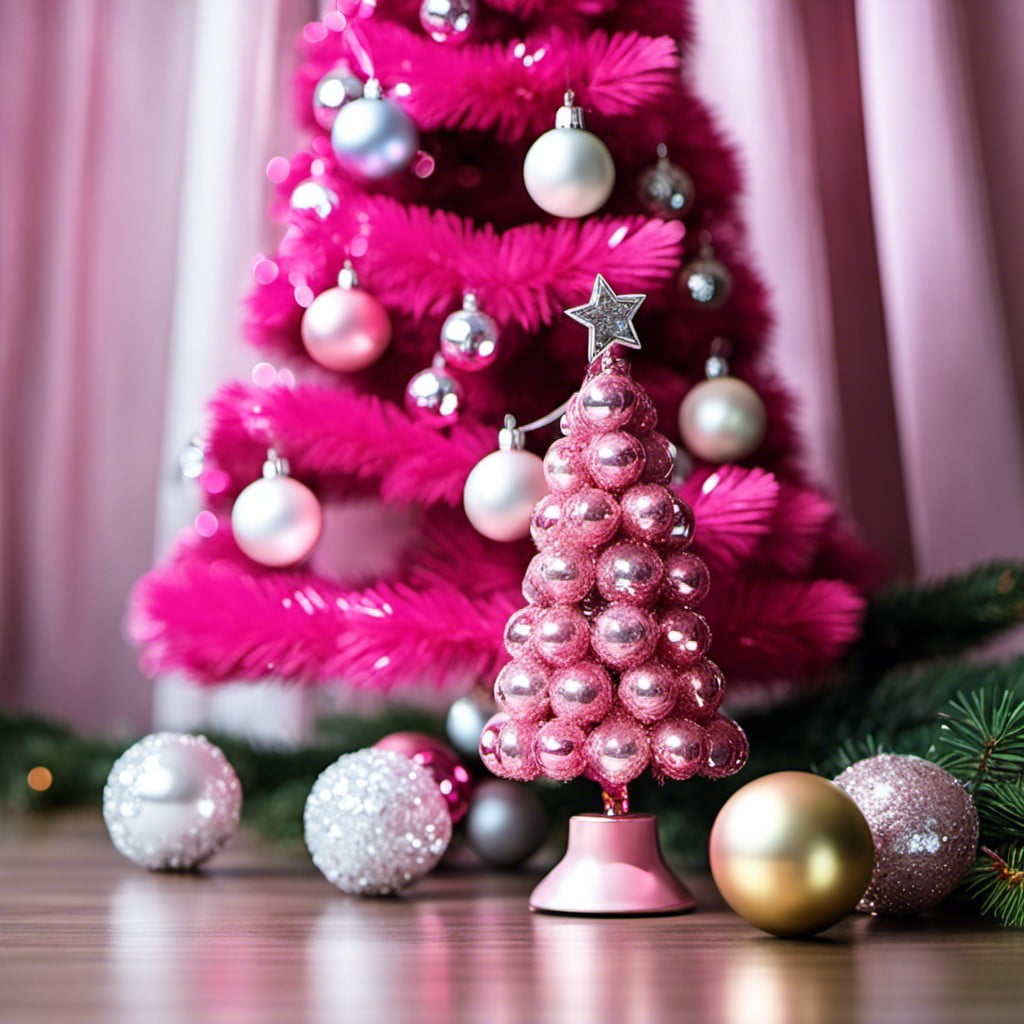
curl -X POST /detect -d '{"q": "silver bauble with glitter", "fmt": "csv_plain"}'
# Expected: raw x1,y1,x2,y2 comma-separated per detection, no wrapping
420,0,475,43
465,779,548,869
678,376,766,463
679,256,732,309
638,157,695,219
331,90,419,181
312,66,363,130
304,748,452,895
103,733,242,870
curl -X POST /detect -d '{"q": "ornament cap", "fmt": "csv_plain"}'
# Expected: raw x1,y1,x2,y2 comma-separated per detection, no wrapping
555,91,586,130
262,449,290,479
363,78,383,101
498,414,526,451
337,260,358,290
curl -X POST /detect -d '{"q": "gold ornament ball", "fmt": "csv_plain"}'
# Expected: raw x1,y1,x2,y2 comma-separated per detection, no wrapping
709,771,875,937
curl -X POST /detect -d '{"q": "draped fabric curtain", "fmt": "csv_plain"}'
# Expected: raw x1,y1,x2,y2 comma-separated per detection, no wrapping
1,0,1022,732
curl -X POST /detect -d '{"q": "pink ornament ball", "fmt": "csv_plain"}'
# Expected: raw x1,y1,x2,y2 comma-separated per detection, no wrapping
524,548,596,606
618,661,678,723
533,607,591,666
674,658,725,721
658,609,711,667
479,711,509,775
563,394,590,436
578,373,640,431
496,719,540,781
300,285,392,372
595,542,664,606
584,715,650,787
641,432,675,484
562,488,621,548
650,718,707,781
535,720,587,781
549,661,613,725
494,657,550,721
702,716,749,779
503,607,537,658
543,437,590,495
592,603,658,669
530,495,566,549
374,732,474,824
231,475,323,567
630,393,658,436
668,493,696,547
585,431,647,491
619,484,676,544
662,551,710,607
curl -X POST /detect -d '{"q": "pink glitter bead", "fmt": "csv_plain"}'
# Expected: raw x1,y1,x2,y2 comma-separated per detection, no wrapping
578,373,639,431
522,563,548,606
673,658,725,721
658,609,711,667
563,394,592,436
595,542,664,606
497,719,540,781
563,488,621,548
650,718,707,780
667,494,696,548
619,661,678,723
584,715,650,787
662,551,710,607
701,716,749,779
592,603,658,669
479,711,509,775
494,657,550,721
530,495,565,549
630,393,657,436
503,607,537,659
585,431,647,491
549,661,614,724
543,437,590,495
640,432,675,484
534,607,591,666
619,484,676,544
535,720,587,781
525,548,596,606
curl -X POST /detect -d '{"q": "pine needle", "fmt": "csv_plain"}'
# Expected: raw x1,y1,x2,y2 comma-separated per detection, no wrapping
963,846,1024,928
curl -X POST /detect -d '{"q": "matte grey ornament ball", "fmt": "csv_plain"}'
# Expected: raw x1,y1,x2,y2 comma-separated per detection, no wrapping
331,92,419,181
638,158,695,219
103,733,242,871
678,376,766,463
465,780,548,869
523,127,615,219
312,66,363,130
304,748,452,895
446,692,499,759
420,0,475,43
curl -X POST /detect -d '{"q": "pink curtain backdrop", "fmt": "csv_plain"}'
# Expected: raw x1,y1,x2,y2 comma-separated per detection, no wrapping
1,0,1022,731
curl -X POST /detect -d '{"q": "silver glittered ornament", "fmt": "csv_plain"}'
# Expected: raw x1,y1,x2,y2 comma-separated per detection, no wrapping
103,733,242,871
420,0,475,43
304,748,452,895
465,779,548,869
440,293,500,371
446,691,499,759
679,247,732,309
638,144,695,219
290,179,339,219
331,79,419,181
312,65,364,130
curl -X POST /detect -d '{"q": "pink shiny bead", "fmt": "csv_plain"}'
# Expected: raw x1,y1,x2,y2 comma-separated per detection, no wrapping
584,715,650,787
563,394,592,436
595,542,664,606
530,494,565,549
585,431,646,491
524,548,596,606
497,719,540,781
667,493,696,548
650,717,707,781
619,484,676,544
578,373,640,431
494,657,550,721
535,720,587,781
662,551,710,607
641,432,675,484
701,716,749,779
543,437,590,495
592,603,657,669
534,607,590,666
658,609,711,667
522,563,548,606
503,607,537,658
374,731,474,824
674,658,725,721
619,661,678,723
549,661,613,724
300,285,391,372
479,711,509,775
563,488,621,548
630,393,657,436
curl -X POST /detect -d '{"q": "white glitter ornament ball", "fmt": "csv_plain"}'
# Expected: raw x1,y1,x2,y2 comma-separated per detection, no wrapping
103,733,242,871
304,748,453,895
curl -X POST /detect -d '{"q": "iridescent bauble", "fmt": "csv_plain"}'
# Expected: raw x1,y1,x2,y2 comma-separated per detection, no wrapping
658,608,711,668
562,488,621,547
549,661,613,724
543,438,590,495
679,256,732,309
673,659,725,721
405,364,464,427
103,733,242,871
231,475,323,567
465,779,548,868
419,0,475,43
596,542,664,606
494,657,550,721
638,156,695,219
446,691,497,760
592,603,657,669
331,93,419,180
503,607,537,658
584,715,650,787
535,720,588,781
312,65,363,129
524,547,596,605
439,301,500,371
834,754,979,916
709,771,875,937
619,483,676,544
523,128,615,219
702,716,749,778
304,749,452,895
619,661,678,723
301,284,391,371
533,607,591,666
650,718,706,780
463,448,546,541
290,179,339,219
495,718,540,781
373,732,474,824
678,376,767,463
662,551,710,606
578,373,639,431
585,431,647,491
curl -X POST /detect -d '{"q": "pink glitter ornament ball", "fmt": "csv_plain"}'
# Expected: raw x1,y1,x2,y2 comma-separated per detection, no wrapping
531,495,566,549
702,717,749,779
592,603,658,669
374,732,474,824
584,715,650,787
596,542,664,606
578,373,640,431
619,484,676,544
549,661,614,724
667,493,696,547
533,607,591,666
640,433,675,484
525,548,596,606
563,488,621,547
543,438,590,495
479,712,508,775
585,431,647,491
496,719,540,781
673,659,725,721
650,718,706,780
834,754,979,916
503,607,537,658
619,661,677,723
536,720,587,781
494,657,550,721
662,552,711,606
658,609,711,667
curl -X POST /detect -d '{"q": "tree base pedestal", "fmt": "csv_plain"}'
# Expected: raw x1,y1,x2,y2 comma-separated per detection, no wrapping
529,813,695,916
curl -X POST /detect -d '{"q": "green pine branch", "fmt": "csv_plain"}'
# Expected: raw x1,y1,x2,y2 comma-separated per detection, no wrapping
932,689,1024,784
963,846,1024,928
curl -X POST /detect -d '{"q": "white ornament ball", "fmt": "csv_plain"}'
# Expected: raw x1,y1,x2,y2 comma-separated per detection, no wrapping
331,95,419,180
103,733,242,871
231,475,323,567
463,448,548,541
301,284,392,372
678,376,767,463
523,127,615,219
304,748,452,895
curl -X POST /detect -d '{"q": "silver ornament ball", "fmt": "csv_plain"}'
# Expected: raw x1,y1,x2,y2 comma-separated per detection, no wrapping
680,256,732,308
304,748,452,895
103,733,242,871
405,364,465,427
638,158,695,219
465,779,548,869
290,179,339,219
463,448,547,541
678,376,766,463
420,0,475,43
331,92,419,181
440,301,500,371
231,474,323,567
446,691,499,760
523,127,615,219
312,66,363,130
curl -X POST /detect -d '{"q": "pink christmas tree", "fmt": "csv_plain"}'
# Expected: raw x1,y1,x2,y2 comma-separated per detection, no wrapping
132,2,873,705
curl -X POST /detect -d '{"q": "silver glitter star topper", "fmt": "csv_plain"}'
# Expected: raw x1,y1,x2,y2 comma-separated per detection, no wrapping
565,273,646,362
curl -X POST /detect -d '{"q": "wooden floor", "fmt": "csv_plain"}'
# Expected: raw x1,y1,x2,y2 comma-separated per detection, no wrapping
2,811,1023,1024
